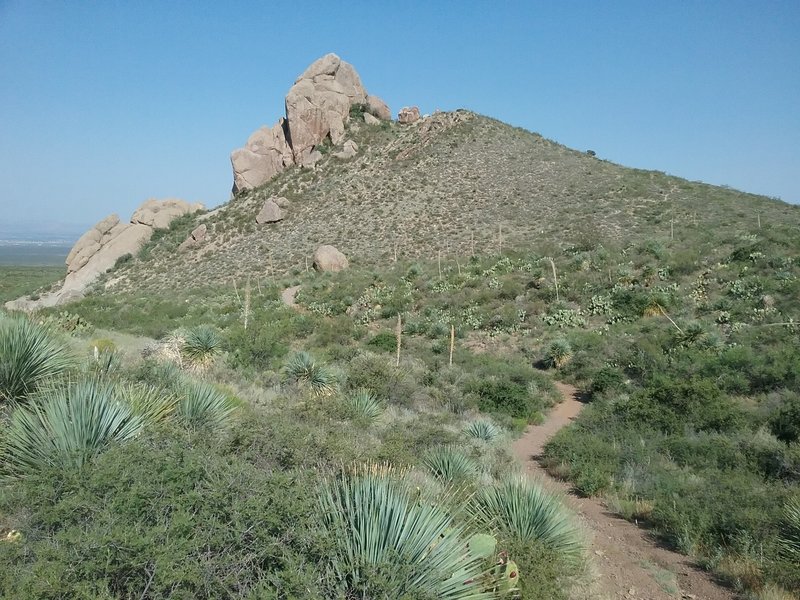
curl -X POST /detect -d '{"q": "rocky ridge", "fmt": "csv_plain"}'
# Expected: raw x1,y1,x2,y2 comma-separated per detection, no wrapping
6,198,202,311
230,53,391,194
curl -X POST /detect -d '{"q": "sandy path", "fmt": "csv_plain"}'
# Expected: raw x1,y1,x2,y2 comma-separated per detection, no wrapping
281,285,301,309
512,382,736,600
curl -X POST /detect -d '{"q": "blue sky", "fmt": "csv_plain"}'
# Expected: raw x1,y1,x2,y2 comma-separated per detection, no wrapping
1,1,798,237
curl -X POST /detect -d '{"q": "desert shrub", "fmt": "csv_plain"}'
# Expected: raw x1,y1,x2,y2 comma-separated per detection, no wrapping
467,378,533,419
0,316,73,403
0,427,325,598
770,393,800,443
346,352,417,406
367,330,397,353
589,365,625,396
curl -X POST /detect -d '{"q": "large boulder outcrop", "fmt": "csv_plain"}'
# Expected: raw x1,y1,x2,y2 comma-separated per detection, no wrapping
313,245,349,272
132,198,203,229
230,53,384,194
5,198,203,312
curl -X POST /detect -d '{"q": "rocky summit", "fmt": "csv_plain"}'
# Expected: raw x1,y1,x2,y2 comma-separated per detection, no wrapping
230,53,390,194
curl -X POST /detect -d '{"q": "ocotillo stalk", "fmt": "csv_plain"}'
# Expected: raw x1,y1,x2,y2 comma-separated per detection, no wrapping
456,256,462,276
449,324,455,367
757,212,761,229
549,258,559,302
395,314,402,367
305,257,309,272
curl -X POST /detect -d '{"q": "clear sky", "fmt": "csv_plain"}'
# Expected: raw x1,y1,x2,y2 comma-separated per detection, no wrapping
1,1,798,238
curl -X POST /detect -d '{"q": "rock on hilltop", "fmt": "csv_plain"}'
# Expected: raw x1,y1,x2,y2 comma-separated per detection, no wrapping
230,53,391,194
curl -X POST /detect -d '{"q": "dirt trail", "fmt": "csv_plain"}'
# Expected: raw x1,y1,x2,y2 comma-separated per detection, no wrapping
281,285,301,309
512,382,736,600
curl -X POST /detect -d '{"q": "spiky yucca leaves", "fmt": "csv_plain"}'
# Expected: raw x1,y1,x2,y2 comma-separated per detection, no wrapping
464,419,502,442
473,476,585,567
422,445,480,484
0,315,72,403
118,383,178,425
343,388,384,423
177,381,235,430
181,325,222,370
544,339,572,369
1,379,144,478
318,465,493,599
283,351,338,396
779,497,800,559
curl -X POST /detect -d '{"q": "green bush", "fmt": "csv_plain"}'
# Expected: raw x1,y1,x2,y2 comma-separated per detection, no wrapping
367,330,397,353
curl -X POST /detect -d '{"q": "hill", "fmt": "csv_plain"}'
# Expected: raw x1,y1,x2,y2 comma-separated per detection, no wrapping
105,109,798,293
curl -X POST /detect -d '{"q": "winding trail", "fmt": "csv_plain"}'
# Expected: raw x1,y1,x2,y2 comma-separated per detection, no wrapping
512,382,737,600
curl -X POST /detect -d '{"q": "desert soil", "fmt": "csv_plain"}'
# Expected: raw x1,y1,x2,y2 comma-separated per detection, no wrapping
512,382,737,600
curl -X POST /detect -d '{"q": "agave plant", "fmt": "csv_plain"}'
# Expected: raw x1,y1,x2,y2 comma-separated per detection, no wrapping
318,465,494,599
472,475,585,566
1,379,144,478
118,383,178,425
422,445,479,484
464,419,502,442
543,339,572,369
283,351,337,396
343,388,384,422
181,325,222,370
0,315,72,403
177,381,235,430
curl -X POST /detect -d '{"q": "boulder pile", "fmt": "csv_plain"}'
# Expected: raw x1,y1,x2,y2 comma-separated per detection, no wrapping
230,53,391,194
5,198,203,311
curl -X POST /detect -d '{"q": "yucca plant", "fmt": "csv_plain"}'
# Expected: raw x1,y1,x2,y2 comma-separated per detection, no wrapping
181,325,222,370
118,383,178,425
283,351,337,396
0,315,72,403
473,476,585,567
318,464,494,599
1,379,144,478
422,445,479,484
464,419,502,442
344,388,384,423
779,497,800,559
543,339,572,369
177,381,235,430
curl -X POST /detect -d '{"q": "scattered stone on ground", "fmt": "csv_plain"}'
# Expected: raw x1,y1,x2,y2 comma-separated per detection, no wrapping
334,140,358,160
255,199,283,224
178,223,208,251
363,112,380,125
366,94,391,120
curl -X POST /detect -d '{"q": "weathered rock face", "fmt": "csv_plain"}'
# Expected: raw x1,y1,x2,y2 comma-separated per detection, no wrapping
5,199,203,312
255,199,283,224
132,198,203,229
230,119,293,194
398,106,421,124
313,245,349,272
231,53,383,194
363,112,380,125
178,223,208,251
366,95,391,120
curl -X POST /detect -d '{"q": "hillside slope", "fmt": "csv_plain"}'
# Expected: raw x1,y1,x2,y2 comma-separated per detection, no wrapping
106,110,799,293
